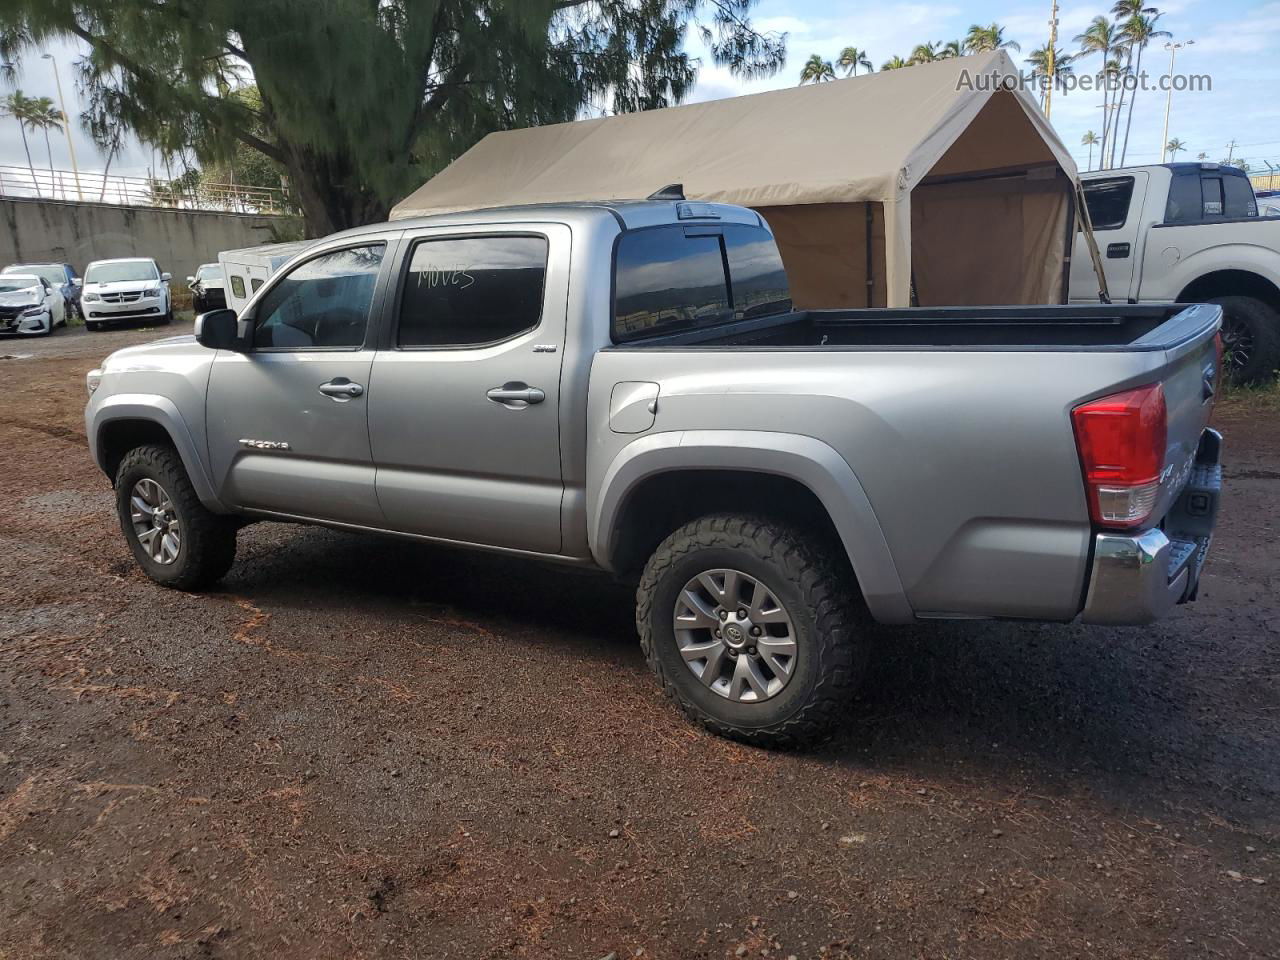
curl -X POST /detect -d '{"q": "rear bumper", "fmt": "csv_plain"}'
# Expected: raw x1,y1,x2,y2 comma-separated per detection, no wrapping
1081,428,1222,626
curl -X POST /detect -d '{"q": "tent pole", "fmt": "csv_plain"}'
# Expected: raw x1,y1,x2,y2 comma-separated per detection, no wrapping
865,204,874,308
1060,180,1076,304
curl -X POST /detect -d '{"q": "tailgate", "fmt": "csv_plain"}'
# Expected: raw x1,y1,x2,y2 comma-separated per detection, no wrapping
1138,303,1221,521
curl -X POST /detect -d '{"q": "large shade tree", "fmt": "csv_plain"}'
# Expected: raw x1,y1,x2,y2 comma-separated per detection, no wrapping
1,1,785,236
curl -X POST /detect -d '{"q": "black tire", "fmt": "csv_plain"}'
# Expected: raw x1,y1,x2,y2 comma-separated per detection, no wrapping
1209,295,1280,385
160,307,173,325
115,444,237,590
637,514,869,748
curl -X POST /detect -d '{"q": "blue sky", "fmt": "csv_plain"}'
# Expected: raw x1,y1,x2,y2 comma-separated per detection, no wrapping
3,1,1278,182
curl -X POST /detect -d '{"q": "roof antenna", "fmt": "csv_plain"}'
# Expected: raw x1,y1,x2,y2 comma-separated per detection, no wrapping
648,183,685,201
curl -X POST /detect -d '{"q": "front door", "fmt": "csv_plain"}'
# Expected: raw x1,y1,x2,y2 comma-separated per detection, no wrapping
1072,171,1147,302
367,225,569,553
206,240,393,527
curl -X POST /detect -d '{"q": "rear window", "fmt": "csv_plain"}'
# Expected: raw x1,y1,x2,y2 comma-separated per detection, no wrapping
1166,171,1259,223
1083,177,1134,230
612,224,791,342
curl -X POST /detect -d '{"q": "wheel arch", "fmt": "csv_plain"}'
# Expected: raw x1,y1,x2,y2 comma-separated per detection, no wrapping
1176,268,1280,310
90,396,229,512
591,430,913,623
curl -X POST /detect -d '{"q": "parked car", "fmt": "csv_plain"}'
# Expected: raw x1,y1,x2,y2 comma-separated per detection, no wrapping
2,262,81,322
1071,162,1279,383
80,258,173,331
0,273,65,336
85,200,1223,746
188,263,227,314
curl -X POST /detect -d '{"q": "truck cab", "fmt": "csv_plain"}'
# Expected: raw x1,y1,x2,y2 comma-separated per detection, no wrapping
1071,162,1280,382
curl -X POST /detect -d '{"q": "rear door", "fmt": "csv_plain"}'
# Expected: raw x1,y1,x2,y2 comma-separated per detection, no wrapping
1073,172,1148,302
205,238,396,526
367,223,570,553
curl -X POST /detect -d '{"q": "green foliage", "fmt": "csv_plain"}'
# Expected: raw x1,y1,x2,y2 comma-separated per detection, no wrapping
0,0,785,234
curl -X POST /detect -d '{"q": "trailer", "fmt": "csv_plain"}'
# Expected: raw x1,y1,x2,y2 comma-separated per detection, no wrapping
218,240,313,314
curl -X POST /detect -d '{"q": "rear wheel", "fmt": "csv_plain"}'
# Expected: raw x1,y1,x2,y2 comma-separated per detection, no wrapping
1209,295,1280,385
637,514,869,748
115,445,237,590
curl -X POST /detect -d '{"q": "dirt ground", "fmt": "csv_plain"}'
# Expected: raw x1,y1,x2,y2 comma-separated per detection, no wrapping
1,325,1277,960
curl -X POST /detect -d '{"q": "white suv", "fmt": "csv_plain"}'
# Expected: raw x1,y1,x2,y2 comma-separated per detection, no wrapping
81,258,172,331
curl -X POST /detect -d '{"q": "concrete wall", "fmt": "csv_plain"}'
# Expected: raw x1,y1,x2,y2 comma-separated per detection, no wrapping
0,198,301,285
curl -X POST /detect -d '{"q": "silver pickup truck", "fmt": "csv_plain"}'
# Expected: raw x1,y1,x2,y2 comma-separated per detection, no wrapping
86,200,1224,746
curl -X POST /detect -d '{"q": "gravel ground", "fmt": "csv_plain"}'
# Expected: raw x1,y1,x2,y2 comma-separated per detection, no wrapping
1,325,1277,959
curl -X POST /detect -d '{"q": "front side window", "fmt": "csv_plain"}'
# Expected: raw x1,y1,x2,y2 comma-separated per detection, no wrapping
252,244,385,350
1083,177,1135,230
397,235,547,347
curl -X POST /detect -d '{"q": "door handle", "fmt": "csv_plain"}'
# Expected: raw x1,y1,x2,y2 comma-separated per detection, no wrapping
1106,242,1131,259
486,382,545,407
318,378,364,400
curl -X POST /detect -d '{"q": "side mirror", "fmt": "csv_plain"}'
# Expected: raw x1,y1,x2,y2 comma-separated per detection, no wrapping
194,309,249,352
186,276,196,285
161,272,172,282
71,277,82,287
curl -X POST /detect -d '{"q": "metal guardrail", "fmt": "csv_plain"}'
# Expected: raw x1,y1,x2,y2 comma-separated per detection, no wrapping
0,164,290,214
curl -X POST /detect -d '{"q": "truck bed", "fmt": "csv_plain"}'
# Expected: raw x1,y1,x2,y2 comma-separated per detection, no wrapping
616,303,1199,351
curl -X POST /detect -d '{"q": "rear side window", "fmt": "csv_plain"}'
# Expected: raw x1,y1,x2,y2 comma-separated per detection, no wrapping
612,224,791,342
251,278,264,293
1083,177,1135,230
1165,173,1202,223
398,235,547,347
230,275,246,299
1223,175,1258,218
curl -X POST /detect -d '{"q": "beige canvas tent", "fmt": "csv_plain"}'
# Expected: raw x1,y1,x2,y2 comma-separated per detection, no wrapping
391,51,1085,309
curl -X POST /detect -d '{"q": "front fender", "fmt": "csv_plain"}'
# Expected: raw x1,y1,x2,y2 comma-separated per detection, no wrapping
590,430,914,624
87,393,229,512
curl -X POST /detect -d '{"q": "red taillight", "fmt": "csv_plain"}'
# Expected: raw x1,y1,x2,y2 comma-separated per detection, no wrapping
1072,383,1167,529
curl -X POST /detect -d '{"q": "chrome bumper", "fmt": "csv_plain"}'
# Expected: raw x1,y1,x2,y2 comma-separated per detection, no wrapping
1081,428,1221,626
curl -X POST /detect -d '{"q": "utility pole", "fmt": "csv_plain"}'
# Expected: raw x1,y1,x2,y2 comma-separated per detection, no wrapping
1226,139,1237,164
1159,40,1193,163
40,53,83,201
1045,0,1059,119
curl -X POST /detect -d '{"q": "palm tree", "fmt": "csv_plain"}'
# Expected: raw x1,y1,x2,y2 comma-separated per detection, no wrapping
1082,130,1100,171
1116,11,1171,165
909,41,941,65
964,23,1021,54
1,90,41,195
798,53,836,85
880,55,910,70
1196,151,1208,161
1165,137,1186,161
1075,16,1118,167
939,39,964,59
837,46,873,77
24,98,64,199
1026,46,1075,109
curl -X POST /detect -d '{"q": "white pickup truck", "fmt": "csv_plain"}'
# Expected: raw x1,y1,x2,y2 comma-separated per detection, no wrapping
1070,162,1280,383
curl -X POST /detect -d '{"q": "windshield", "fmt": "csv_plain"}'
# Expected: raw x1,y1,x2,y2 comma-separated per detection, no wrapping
0,278,40,294
196,265,222,282
3,264,64,286
86,261,159,283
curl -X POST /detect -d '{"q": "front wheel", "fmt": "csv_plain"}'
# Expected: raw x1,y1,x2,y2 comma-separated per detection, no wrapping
115,444,237,590
637,515,869,748
1209,295,1280,385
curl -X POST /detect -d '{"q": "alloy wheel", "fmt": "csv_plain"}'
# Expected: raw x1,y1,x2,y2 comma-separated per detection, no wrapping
672,568,798,702
129,478,181,565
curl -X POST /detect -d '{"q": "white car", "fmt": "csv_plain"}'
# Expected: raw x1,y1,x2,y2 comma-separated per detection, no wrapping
0,273,65,336
81,257,173,331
